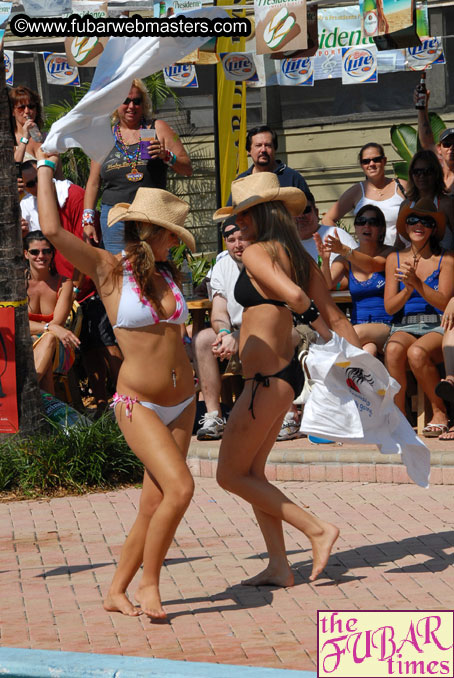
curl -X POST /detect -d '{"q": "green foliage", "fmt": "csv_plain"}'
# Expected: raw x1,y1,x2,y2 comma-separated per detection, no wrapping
171,243,215,285
144,72,181,113
390,112,446,180
0,413,143,497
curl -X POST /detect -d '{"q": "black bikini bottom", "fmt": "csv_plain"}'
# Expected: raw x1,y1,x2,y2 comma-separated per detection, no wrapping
244,350,305,419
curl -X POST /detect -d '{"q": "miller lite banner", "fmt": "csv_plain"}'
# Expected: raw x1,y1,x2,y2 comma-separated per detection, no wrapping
276,56,314,86
163,63,198,87
406,36,445,70
254,0,308,55
3,49,13,86
342,44,378,84
220,52,259,83
43,52,80,86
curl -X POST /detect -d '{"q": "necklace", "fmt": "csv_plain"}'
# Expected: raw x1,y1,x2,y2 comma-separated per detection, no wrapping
411,245,426,268
114,123,143,182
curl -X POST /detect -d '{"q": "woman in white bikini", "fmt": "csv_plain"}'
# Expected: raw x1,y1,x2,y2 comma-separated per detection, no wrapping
325,142,407,247
37,150,196,620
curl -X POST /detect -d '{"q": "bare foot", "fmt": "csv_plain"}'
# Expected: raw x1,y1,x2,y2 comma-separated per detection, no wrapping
135,584,167,620
104,592,141,616
309,522,339,582
241,563,294,588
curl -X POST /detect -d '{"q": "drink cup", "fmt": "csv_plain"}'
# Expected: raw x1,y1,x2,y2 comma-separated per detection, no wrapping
139,128,156,160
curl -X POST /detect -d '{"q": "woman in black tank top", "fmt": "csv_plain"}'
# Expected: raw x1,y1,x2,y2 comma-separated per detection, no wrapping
213,173,361,587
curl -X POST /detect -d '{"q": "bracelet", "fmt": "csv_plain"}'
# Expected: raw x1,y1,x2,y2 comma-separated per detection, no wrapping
218,328,232,335
82,208,95,228
44,322,50,332
73,287,80,295
344,247,353,259
20,136,29,145
37,159,56,171
300,301,320,325
163,149,177,167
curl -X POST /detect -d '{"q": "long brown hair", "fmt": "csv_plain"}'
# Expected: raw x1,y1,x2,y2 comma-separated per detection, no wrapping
249,201,316,290
113,221,180,315
9,86,44,132
406,149,446,202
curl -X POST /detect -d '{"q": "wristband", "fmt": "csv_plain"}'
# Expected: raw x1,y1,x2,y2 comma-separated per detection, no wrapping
163,149,177,167
344,247,353,259
20,136,29,145
300,301,320,325
82,208,95,228
44,322,50,332
37,159,56,171
73,287,80,295
218,328,232,335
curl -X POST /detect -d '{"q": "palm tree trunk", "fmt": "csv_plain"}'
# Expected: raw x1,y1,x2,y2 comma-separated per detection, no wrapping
0,46,43,436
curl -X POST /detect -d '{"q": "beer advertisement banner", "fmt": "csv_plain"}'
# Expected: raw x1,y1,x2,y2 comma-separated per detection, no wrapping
313,52,342,80
342,44,378,84
276,56,314,86
406,36,445,70
416,0,429,38
164,63,198,88
0,2,11,27
43,52,80,86
220,53,259,83
153,0,202,17
22,0,71,17
216,0,248,208
0,308,19,434
317,6,371,57
4,49,13,86
254,0,308,56
269,3,318,59
245,54,266,88
64,2,108,67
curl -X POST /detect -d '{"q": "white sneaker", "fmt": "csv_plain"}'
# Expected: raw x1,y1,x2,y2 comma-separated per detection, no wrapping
277,413,301,441
197,411,225,440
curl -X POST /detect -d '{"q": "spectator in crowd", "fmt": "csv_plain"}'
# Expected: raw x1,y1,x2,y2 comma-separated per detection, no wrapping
384,199,454,438
38,153,197,620
434,299,454,440
26,158,122,417
296,190,357,266
214,173,361,587
316,204,394,356
25,231,80,395
9,86,44,165
415,85,454,193
230,125,310,195
400,149,454,250
324,142,407,246
83,78,192,254
193,221,248,440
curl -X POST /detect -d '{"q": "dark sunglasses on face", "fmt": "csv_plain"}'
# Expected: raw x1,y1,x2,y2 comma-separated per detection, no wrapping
123,97,142,106
354,216,380,227
360,155,384,165
28,248,52,256
25,177,37,188
15,103,36,111
441,139,454,149
411,166,434,177
303,204,313,214
405,214,436,229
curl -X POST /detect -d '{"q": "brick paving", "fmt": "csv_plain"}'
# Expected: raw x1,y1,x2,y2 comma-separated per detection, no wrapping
1,467,454,671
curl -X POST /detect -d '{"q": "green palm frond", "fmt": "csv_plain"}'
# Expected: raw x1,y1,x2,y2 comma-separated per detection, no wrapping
429,112,446,144
390,124,418,163
144,72,181,113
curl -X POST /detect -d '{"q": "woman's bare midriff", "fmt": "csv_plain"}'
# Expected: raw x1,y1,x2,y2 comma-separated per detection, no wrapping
239,306,295,378
115,323,194,405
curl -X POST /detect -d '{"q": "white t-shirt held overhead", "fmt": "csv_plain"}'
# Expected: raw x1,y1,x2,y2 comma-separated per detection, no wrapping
301,224,357,265
209,254,243,330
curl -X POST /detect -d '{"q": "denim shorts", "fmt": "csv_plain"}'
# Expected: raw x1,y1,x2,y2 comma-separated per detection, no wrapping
389,321,444,337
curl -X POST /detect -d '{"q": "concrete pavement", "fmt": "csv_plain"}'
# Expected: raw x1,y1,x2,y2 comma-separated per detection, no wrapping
1,459,454,673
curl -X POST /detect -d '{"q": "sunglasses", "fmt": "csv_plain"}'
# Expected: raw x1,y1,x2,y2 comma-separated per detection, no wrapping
354,216,380,227
411,167,434,177
360,155,384,165
28,248,52,256
441,139,454,149
25,177,37,188
303,204,313,214
405,215,436,229
15,103,36,111
123,97,142,106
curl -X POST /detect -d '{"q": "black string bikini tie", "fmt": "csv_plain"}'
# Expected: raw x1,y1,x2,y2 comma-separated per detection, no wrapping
245,373,270,419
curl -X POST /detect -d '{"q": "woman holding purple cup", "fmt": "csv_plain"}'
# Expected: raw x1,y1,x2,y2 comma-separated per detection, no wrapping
83,78,192,254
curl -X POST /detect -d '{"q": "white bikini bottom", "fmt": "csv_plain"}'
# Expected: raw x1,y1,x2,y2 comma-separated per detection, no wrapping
112,393,194,425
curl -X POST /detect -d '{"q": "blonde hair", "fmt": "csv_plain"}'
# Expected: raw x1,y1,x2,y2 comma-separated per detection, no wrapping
113,221,180,315
111,79,153,124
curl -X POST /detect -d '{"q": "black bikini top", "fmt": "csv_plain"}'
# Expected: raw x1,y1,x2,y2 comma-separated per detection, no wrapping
234,267,287,309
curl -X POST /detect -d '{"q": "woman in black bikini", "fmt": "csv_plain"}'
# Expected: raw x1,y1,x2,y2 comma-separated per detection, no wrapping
214,173,361,586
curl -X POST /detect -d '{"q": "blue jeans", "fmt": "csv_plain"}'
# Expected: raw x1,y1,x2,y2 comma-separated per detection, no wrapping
100,202,124,255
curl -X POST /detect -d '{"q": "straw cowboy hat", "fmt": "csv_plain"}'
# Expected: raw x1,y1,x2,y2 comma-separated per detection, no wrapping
107,187,196,251
396,198,446,242
213,172,307,221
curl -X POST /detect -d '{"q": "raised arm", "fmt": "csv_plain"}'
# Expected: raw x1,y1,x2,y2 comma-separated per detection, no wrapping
154,120,192,177
415,88,437,153
324,184,362,227
37,152,111,286
313,231,346,289
325,229,392,274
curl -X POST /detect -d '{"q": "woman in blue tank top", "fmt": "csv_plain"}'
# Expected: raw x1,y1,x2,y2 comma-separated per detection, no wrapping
384,199,454,437
317,204,394,357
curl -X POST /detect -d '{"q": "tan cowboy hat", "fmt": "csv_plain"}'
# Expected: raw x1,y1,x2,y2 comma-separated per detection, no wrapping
213,172,307,221
396,198,446,242
107,187,196,252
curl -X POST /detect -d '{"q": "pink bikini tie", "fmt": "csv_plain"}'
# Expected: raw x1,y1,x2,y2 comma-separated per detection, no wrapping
111,393,138,420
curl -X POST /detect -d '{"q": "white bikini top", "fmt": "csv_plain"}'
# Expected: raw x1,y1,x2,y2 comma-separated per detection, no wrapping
113,254,189,330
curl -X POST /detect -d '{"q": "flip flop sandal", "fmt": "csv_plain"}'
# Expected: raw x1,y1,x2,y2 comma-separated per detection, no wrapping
422,422,449,438
435,378,454,403
439,427,454,441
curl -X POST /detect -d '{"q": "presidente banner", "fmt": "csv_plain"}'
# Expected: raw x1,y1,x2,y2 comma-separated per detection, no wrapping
254,0,307,55
216,0,248,208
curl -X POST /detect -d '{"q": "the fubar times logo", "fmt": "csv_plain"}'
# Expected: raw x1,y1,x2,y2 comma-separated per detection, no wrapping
317,610,453,677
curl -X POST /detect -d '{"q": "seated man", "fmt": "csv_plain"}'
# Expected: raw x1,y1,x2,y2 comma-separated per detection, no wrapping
193,221,247,440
